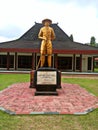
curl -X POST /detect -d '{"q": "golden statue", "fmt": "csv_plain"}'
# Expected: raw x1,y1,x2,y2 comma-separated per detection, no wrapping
38,19,55,67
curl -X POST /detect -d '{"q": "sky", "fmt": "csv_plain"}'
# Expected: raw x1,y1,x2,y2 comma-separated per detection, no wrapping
0,0,98,43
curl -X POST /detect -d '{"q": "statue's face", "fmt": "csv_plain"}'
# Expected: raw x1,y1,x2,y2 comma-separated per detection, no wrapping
44,21,50,26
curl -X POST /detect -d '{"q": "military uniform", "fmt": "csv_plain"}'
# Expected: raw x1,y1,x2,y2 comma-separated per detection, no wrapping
38,20,55,67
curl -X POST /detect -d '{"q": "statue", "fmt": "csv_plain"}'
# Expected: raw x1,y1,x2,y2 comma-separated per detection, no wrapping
32,19,61,95
38,19,55,67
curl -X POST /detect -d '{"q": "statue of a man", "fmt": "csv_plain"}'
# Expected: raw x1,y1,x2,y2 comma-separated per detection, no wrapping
38,19,55,67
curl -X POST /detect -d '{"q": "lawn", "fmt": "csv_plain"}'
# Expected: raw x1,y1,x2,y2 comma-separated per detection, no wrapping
94,68,98,72
0,74,98,130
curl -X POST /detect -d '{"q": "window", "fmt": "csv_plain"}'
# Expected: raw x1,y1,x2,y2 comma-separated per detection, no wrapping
18,56,32,68
9,55,14,68
0,55,7,68
58,57,72,70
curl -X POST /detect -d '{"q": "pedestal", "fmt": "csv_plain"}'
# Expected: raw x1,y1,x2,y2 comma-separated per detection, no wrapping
33,67,61,96
29,70,35,88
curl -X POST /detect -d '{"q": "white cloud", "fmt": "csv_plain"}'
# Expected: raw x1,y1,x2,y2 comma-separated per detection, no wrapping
0,36,16,43
0,0,98,43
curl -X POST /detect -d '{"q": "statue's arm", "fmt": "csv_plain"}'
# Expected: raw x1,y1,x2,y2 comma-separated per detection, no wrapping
51,28,56,40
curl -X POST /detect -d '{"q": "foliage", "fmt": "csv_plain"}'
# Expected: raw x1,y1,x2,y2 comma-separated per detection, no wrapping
95,43,98,47
90,36,96,46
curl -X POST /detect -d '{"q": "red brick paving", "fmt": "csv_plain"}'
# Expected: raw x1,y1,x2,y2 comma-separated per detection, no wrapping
0,82,98,115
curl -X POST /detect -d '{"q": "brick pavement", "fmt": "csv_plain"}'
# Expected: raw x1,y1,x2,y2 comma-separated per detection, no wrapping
0,82,98,115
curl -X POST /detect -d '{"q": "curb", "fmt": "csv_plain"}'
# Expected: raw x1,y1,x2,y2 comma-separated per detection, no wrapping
0,106,96,115
74,108,94,115
0,107,16,115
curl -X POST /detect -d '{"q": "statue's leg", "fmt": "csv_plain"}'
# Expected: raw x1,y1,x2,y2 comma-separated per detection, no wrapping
40,54,45,67
40,41,46,67
48,54,52,67
47,41,52,67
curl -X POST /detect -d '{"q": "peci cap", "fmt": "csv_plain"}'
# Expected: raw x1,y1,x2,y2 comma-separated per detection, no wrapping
42,19,52,25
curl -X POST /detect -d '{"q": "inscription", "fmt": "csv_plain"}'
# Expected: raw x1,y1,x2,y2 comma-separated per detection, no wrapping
37,71,57,85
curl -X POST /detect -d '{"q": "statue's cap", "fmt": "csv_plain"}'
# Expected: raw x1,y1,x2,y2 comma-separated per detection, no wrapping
42,19,52,24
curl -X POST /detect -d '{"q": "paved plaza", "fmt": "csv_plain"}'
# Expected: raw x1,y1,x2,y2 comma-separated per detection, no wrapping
0,82,98,115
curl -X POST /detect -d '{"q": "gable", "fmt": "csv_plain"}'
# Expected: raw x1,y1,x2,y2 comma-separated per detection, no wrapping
20,23,72,41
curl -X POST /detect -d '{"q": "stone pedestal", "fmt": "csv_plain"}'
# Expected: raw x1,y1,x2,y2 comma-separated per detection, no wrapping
29,70,35,88
33,67,61,96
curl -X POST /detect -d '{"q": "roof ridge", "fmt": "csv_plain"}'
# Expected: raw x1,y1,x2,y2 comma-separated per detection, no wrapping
74,41,98,49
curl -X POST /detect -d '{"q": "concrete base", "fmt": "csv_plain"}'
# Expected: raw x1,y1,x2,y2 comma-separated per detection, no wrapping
35,91,58,96
34,67,61,96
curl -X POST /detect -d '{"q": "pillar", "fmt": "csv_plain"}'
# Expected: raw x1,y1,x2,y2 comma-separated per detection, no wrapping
15,52,18,70
80,54,82,72
92,57,94,72
7,52,10,70
73,54,75,72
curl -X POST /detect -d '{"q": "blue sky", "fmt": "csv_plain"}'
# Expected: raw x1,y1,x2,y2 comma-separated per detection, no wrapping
0,0,98,43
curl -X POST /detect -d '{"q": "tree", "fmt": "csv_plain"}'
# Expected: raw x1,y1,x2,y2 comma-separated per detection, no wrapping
90,36,96,46
70,34,74,42
96,43,98,47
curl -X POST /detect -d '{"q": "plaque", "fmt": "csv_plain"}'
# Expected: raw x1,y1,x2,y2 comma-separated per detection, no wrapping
33,67,61,96
37,71,56,85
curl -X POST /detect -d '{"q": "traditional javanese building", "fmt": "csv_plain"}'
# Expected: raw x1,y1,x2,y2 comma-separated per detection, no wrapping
95,57,98,67
0,22,98,72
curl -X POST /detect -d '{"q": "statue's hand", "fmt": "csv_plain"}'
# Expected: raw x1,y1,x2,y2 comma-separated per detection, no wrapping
43,36,47,40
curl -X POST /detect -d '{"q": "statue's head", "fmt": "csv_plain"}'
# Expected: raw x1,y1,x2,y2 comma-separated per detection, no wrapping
42,19,52,26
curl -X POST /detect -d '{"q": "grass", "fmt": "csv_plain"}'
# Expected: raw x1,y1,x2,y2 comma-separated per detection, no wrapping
62,78,98,96
0,73,98,130
0,74,29,90
94,67,98,72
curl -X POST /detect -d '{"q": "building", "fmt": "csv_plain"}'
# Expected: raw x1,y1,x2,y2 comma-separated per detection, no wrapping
0,22,98,72
95,57,98,67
